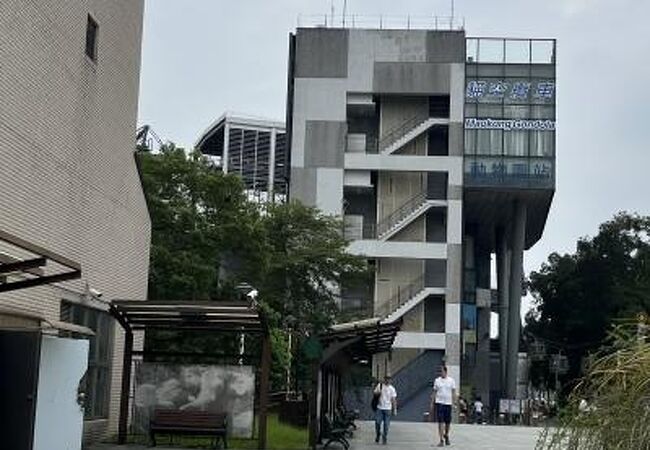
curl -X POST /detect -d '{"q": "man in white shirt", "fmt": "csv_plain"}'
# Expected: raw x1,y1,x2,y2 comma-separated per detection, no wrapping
373,375,397,445
430,366,456,446
473,396,484,424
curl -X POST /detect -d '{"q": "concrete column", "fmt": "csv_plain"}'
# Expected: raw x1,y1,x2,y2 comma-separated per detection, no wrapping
496,227,510,394
223,123,230,173
506,202,526,398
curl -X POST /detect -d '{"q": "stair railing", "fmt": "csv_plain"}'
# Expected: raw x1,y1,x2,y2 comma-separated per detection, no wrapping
378,113,429,152
376,273,425,318
377,191,426,238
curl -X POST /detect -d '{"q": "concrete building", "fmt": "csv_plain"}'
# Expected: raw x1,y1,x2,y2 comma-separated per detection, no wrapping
286,22,555,415
0,0,150,443
196,112,288,203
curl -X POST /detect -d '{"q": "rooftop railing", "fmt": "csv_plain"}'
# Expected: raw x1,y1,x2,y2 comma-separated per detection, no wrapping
466,38,556,65
297,14,465,31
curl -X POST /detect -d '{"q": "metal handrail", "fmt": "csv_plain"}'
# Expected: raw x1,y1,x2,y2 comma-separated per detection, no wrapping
297,14,465,31
376,274,425,318
377,191,426,238
378,114,430,152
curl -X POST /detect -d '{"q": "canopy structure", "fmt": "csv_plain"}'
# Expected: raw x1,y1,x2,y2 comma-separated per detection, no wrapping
0,229,81,293
308,318,402,449
109,299,272,449
320,318,402,362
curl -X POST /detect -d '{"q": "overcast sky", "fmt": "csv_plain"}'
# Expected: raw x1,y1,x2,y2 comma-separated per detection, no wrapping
138,0,650,316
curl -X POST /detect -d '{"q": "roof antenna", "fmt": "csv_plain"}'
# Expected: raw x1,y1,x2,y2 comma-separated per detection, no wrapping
450,0,455,29
330,0,334,27
342,0,347,27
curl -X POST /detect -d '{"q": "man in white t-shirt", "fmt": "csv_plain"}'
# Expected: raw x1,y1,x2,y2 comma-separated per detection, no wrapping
373,375,397,444
430,366,456,446
473,396,484,424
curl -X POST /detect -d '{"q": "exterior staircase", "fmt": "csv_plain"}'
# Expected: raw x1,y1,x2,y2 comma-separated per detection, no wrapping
391,350,444,421
377,275,443,324
379,115,449,155
377,192,445,241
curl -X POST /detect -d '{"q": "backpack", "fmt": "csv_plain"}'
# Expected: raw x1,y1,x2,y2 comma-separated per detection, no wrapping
371,383,382,411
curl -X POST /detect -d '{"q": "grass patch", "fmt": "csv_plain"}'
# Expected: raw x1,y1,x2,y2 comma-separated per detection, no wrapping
126,413,308,449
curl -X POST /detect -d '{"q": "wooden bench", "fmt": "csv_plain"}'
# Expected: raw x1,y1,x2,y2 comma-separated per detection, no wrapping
149,409,228,449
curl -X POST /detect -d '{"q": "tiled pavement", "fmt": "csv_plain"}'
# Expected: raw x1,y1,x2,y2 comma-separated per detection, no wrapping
90,421,545,450
349,420,545,450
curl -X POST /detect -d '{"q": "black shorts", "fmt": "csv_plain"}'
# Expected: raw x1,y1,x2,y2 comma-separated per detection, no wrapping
435,403,452,424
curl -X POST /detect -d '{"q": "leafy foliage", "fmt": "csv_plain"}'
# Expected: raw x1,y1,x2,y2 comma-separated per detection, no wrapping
526,212,650,392
536,323,650,450
138,145,368,391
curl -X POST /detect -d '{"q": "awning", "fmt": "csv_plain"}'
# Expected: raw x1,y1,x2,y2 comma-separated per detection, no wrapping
109,299,266,333
0,229,81,293
319,317,402,361
0,306,94,336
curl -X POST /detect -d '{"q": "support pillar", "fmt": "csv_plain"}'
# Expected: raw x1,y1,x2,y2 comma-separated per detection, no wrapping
258,332,272,450
496,228,510,395
506,202,526,398
118,329,133,444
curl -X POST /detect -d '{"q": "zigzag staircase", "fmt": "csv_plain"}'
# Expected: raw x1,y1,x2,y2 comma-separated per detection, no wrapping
390,349,444,421
379,114,449,155
377,275,433,324
377,192,445,241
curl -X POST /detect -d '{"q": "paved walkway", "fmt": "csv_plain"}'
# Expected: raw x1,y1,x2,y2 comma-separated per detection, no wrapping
350,421,544,450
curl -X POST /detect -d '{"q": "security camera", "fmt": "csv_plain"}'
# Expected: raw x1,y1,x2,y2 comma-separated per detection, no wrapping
89,288,103,298
246,289,259,300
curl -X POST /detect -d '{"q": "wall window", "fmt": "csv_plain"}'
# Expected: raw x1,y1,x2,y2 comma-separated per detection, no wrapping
504,130,528,156
61,301,113,419
530,131,555,157
85,15,99,61
476,129,503,155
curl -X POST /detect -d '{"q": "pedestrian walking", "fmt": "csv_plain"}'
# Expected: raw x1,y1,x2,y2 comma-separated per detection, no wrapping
430,366,456,446
373,375,397,445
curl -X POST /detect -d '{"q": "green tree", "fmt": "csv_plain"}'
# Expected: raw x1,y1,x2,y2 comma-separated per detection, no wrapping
138,145,368,391
137,144,264,301
526,212,650,392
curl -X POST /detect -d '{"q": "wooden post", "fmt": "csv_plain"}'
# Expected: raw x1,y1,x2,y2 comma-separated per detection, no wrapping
308,360,320,450
118,329,133,444
258,332,272,450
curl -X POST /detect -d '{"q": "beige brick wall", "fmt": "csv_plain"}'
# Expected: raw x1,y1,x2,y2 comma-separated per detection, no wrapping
0,0,148,442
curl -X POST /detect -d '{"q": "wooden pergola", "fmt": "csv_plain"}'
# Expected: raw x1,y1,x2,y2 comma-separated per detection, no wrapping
109,299,272,450
0,229,81,293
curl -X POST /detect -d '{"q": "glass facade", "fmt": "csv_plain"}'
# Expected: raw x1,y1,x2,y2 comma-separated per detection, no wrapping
60,301,113,419
464,39,556,189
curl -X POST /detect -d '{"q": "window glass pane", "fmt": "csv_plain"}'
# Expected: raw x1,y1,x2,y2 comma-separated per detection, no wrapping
504,131,528,156
530,131,555,157
531,79,556,104
504,105,529,119
478,39,504,63
466,38,478,63
476,130,503,155
531,105,555,119
465,103,477,117
504,158,530,180
505,79,532,104
505,40,530,63
477,104,503,118
462,304,477,330
532,40,555,64
464,129,476,155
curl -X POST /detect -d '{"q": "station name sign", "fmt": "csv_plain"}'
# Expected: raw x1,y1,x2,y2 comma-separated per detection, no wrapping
465,118,556,131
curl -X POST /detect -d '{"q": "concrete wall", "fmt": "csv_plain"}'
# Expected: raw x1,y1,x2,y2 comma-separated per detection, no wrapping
0,0,149,441
290,27,466,405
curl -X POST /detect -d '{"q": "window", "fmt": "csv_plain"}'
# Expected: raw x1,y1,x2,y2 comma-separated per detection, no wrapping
504,130,528,156
85,15,98,61
476,129,503,155
61,301,113,419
